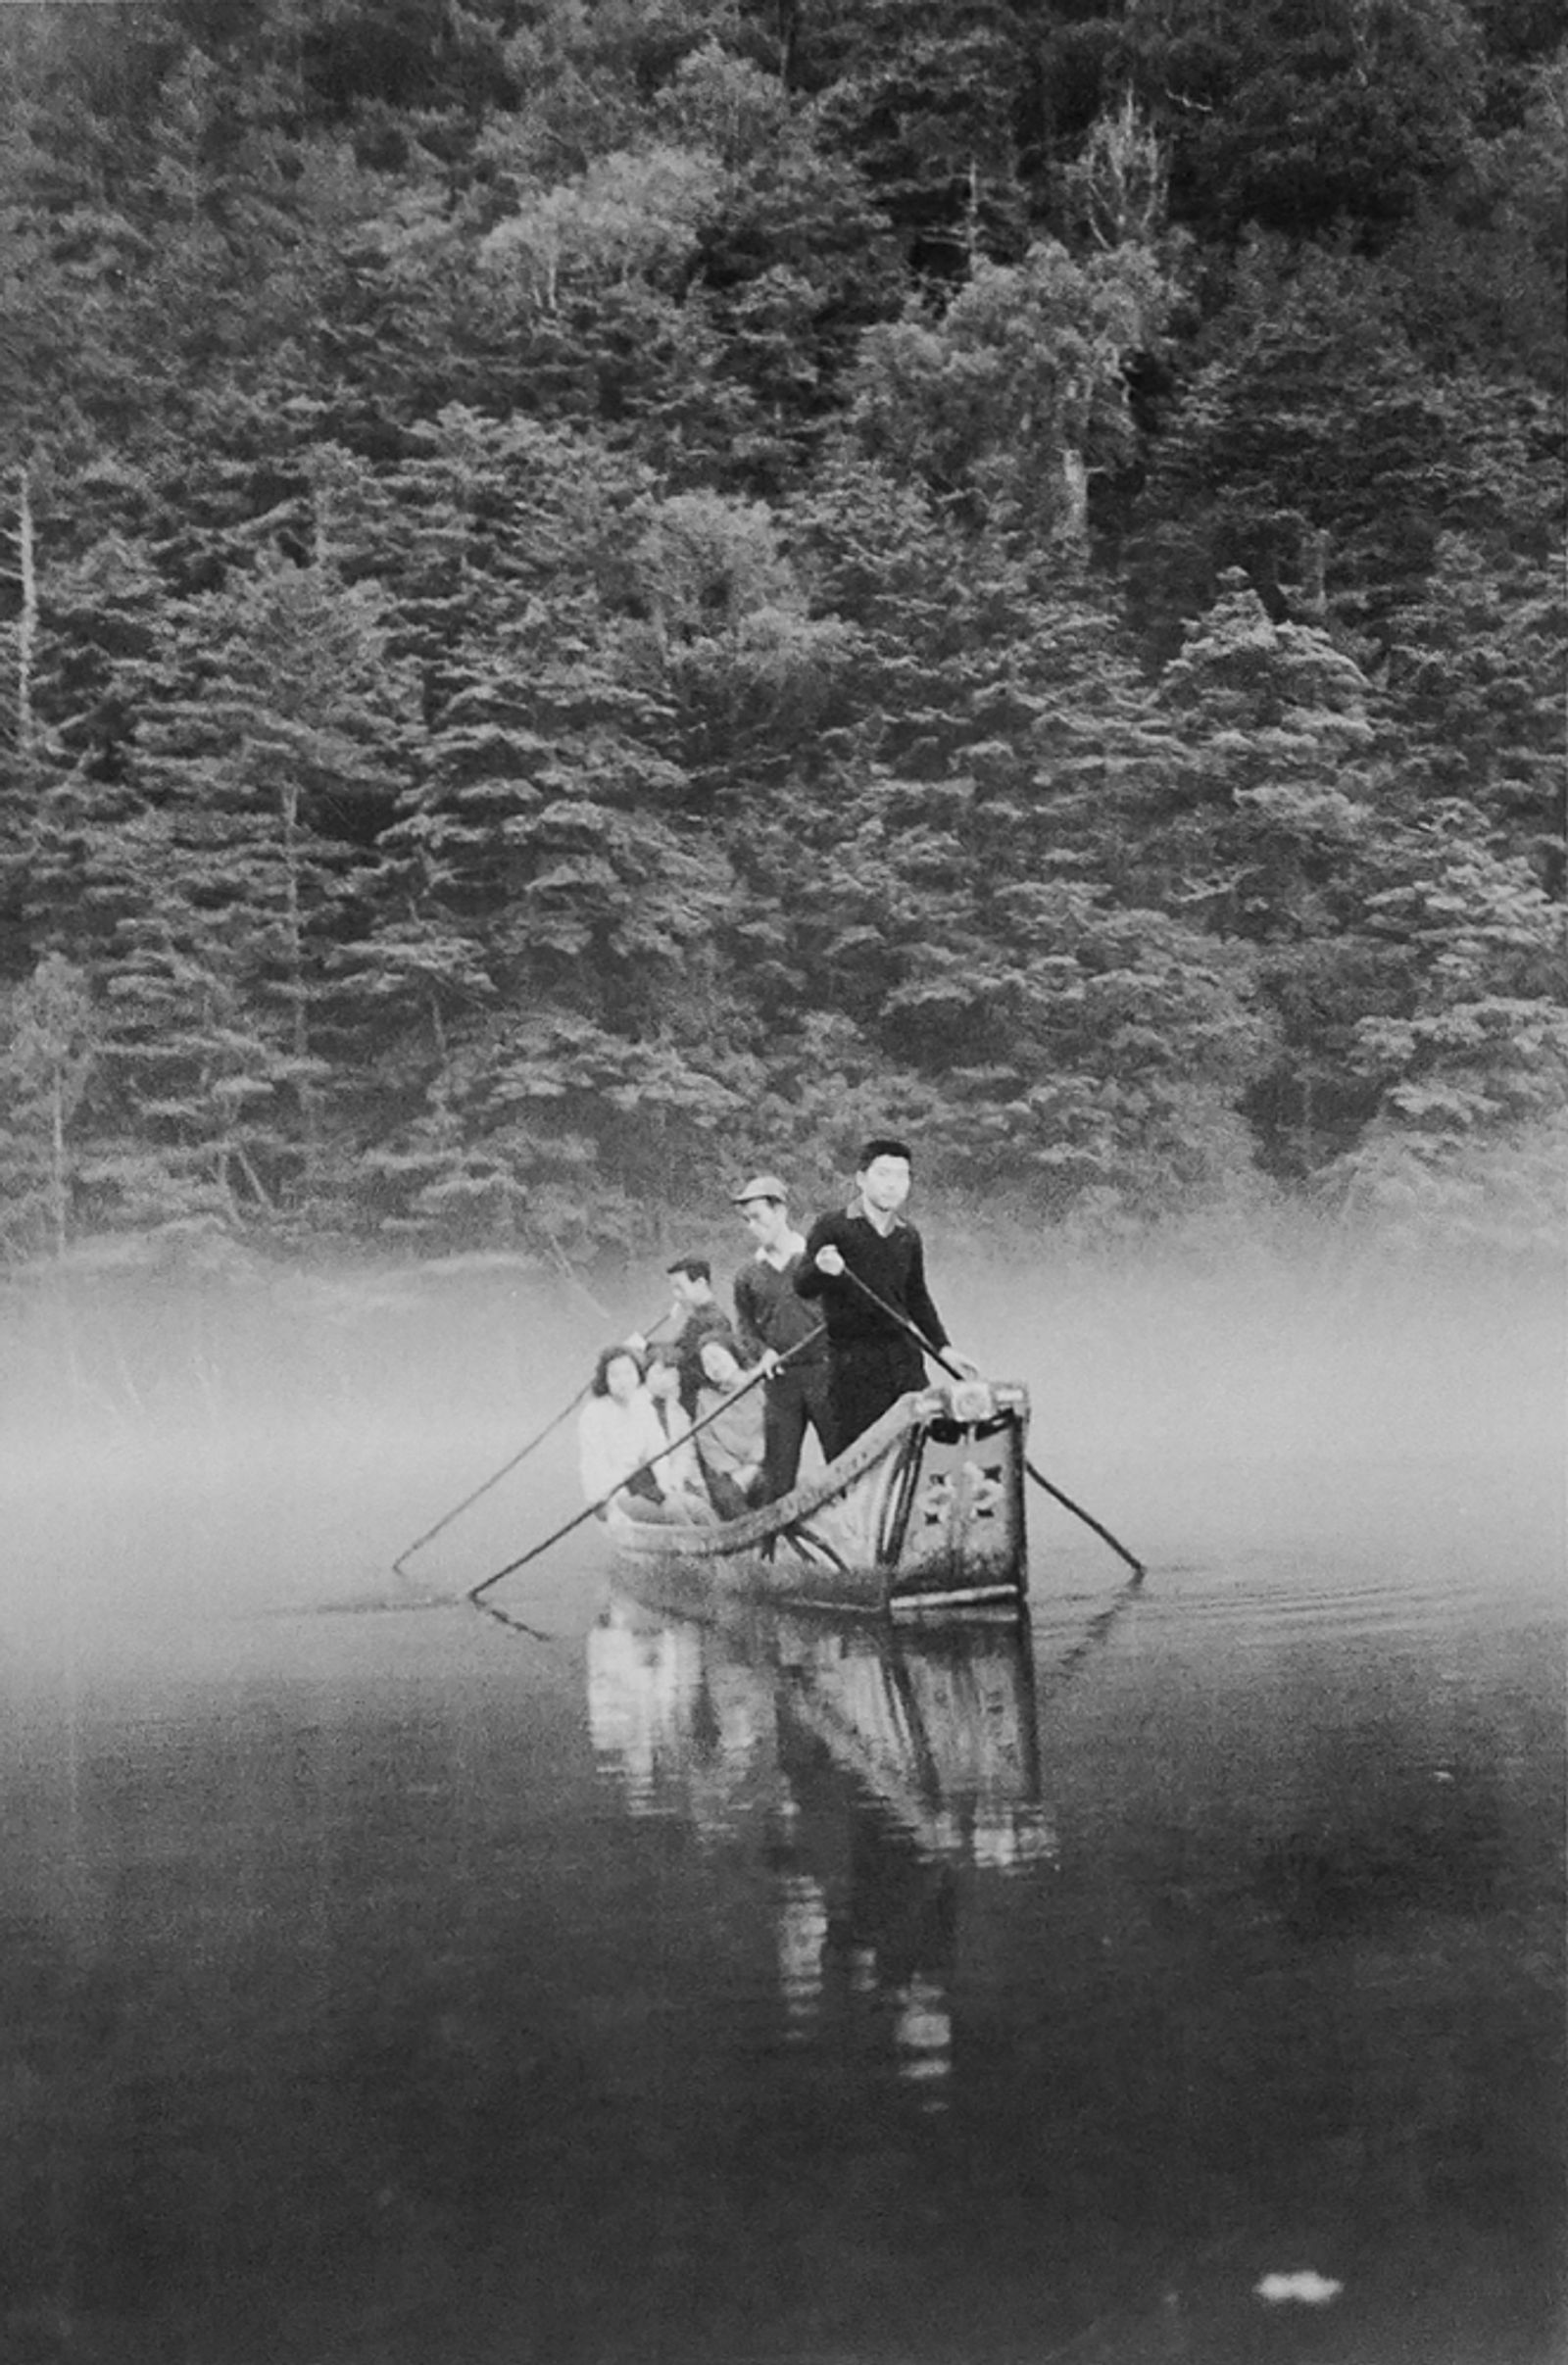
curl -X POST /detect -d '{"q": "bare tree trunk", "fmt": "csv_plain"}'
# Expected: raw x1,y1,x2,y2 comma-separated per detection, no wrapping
281,780,307,1066
775,0,797,88
229,1140,276,1211
17,465,36,754
49,1065,67,1259
429,990,450,1111
963,160,983,272
1061,448,1090,553
280,778,317,1172
1299,1073,1316,1176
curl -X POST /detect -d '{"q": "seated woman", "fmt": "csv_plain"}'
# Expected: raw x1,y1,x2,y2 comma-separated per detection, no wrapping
577,1345,688,1526
692,1332,767,1521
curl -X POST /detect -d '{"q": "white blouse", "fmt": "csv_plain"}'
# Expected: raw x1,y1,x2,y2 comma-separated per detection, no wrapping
577,1391,671,1508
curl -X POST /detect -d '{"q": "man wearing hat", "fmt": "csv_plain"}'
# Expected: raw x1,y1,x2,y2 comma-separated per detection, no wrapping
730,1175,833,1502
796,1138,977,1453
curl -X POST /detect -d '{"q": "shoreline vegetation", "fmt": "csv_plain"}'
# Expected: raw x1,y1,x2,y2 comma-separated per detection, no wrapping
1,3,1563,1274
2,1161,1566,1285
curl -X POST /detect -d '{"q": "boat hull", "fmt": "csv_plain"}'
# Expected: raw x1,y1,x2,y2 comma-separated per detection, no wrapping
610,1379,1030,1618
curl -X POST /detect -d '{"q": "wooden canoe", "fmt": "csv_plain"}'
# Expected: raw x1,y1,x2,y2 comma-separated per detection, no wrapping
608,1376,1030,1618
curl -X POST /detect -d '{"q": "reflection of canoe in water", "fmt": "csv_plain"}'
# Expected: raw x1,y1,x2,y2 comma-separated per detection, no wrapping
587,1593,1054,2099
582,1585,1142,2131
610,1377,1031,1619
587,1590,1052,1869
771,1607,1054,1869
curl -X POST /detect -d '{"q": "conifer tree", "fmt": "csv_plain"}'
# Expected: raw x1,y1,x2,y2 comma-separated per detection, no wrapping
652,44,902,488
87,811,283,1235
1326,805,1568,1236
810,0,1032,274
360,569,739,1242
89,550,416,1226
1386,531,1567,888
1132,246,1560,656
1147,572,1390,1173
0,0,1560,1249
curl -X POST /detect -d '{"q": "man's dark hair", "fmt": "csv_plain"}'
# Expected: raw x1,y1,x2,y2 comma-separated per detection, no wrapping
666,1255,712,1283
591,1343,645,1397
857,1136,913,1169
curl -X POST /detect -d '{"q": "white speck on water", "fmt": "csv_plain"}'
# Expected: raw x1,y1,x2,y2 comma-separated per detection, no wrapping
1255,2270,1345,2305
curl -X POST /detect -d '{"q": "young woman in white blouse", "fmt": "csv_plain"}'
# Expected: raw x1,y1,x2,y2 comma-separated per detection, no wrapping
576,1346,689,1525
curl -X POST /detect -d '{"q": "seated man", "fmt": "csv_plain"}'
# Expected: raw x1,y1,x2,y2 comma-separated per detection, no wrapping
663,1256,735,1416
691,1332,767,1521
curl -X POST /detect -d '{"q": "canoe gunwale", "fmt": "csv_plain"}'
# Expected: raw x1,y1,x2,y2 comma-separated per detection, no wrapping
612,1392,932,1565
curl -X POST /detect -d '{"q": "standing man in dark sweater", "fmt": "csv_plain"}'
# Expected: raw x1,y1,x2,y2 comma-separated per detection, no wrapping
730,1175,832,1502
796,1138,977,1454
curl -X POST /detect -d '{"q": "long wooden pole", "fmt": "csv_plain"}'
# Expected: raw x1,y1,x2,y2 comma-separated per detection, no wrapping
392,1307,671,1579
829,1263,1146,1581
393,1385,594,1579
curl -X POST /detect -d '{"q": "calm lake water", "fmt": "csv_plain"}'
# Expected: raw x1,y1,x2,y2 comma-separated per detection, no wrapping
1,1258,1562,2365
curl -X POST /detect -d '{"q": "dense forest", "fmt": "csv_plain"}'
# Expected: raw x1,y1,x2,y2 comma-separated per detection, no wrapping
1,0,1563,1266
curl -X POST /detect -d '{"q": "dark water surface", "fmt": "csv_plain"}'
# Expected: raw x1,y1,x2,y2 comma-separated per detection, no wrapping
1,1263,1562,2365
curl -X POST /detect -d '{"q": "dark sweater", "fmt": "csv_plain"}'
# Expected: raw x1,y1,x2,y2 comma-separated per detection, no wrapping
795,1208,949,1354
733,1253,827,1362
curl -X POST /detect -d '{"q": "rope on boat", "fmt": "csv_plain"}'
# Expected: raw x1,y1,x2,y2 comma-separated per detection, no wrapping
391,1306,671,1579
830,1264,1148,1582
465,1325,827,1605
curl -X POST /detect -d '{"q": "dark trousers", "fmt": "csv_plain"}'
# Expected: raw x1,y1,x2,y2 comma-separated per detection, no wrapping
704,1465,765,1521
826,1341,926,1458
762,1359,834,1501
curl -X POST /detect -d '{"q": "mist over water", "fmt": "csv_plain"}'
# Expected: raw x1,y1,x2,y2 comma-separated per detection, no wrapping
3,1231,1559,1623
0,1228,1561,2364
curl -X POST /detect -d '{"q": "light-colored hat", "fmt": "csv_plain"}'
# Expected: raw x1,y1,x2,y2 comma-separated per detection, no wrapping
730,1173,789,1205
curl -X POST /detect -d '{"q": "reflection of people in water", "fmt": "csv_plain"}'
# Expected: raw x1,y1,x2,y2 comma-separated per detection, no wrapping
586,1596,778,1838
780,1716,959,2104
892,1973,952,2094
585,1597,705,1813
587,1593,1055,2101
774,1853,830,2033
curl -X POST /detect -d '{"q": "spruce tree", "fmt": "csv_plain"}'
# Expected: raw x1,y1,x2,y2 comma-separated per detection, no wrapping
1386,531,1567,888
90,550,416,1228
1326,805,1568,1238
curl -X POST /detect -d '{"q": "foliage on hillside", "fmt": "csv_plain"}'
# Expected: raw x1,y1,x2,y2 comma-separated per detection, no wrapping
1,0,1562,1261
